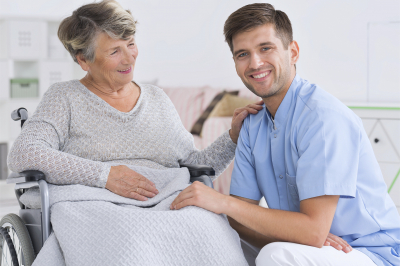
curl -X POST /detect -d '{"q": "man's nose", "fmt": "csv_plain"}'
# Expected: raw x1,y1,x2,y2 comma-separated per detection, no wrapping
249,53,264,70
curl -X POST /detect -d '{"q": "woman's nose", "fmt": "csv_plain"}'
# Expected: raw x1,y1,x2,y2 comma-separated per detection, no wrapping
121,47,136,65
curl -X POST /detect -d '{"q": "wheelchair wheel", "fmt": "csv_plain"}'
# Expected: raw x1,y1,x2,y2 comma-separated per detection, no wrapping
0,214,35,266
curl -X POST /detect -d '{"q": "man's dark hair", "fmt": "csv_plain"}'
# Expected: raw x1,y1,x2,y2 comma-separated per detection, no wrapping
224,3,293,53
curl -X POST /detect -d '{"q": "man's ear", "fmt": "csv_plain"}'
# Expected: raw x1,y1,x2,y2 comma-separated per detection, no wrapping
76,54,90,72
289,40,299,66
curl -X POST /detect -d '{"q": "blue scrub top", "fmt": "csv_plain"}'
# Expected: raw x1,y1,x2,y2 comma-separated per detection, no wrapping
230,75,400,266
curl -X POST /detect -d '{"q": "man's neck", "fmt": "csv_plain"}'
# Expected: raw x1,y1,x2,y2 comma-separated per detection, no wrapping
263,71,296,118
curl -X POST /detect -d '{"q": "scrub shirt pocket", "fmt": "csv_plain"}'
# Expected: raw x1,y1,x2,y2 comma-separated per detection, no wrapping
286,173,300,212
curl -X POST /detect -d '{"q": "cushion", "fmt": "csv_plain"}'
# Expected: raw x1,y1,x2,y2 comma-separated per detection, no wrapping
190,90,238,136
209,94,254,118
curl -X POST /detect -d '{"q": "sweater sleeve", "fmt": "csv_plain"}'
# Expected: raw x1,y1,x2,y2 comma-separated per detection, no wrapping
7,85,110,188
180,130,237,179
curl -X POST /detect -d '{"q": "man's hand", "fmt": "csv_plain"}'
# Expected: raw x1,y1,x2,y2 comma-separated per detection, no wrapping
230,100,264,144
324,233,353,253
106,165,159,201
170,181,228,214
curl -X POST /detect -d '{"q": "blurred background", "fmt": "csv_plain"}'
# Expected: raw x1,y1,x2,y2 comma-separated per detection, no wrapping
0,0,399,215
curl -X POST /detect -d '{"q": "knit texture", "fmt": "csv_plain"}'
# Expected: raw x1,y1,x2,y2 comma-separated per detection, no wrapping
7,80,237,187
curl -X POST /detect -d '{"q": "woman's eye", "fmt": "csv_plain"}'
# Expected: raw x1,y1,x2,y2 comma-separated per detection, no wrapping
111,50,117,55
129,43,135,46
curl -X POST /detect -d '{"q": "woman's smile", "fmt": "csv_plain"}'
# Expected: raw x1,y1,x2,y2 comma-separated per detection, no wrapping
117,66,132,74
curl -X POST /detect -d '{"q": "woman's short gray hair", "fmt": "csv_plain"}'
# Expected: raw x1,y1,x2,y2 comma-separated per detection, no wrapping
58,0,137,64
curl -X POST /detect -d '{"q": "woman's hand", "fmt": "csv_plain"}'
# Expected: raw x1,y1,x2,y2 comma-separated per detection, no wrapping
230,100,264,144
324,233,353,253
106,165,159,201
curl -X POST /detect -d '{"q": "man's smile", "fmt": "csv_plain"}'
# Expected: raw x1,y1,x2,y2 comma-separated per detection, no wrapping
248,70,271,81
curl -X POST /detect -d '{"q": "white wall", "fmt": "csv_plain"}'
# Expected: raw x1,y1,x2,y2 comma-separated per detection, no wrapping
1,0,399,103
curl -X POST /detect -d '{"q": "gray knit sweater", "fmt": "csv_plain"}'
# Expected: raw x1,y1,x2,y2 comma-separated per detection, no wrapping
7,80,236,188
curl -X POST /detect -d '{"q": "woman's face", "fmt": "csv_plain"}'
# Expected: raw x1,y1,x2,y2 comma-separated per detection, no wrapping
84,33,138,88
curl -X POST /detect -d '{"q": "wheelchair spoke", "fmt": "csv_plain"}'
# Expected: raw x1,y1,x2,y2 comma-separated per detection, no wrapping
10,228,22,266
1,239,11,266
2,237,7,266
2,225,23,266
11,228,23,266
17,242,22,266
1,231,10,266
7,227,15,266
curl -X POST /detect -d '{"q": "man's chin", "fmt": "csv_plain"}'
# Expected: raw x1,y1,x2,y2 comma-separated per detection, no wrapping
243,81,275,99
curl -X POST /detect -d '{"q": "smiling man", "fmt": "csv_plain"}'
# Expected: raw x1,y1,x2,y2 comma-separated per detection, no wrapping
171,3,400,266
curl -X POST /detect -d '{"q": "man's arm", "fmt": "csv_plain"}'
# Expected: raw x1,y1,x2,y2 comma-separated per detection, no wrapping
228,195,351,252
227,195,278,248
226,194,339,248
170,182,339,248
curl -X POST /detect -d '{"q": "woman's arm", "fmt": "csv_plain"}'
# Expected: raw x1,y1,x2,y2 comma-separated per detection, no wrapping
180,130,236,177
8,120,111,188
7,85,110,188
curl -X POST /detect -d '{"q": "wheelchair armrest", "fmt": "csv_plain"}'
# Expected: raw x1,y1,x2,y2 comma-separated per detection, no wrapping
189,175,214,188
7,170,46,184
179,163,215,177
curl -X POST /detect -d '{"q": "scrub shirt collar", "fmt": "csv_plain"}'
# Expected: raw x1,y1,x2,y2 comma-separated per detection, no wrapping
265,74,301,130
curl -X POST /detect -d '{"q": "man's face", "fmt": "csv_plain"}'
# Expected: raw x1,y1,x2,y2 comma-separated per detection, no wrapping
232,24,295,99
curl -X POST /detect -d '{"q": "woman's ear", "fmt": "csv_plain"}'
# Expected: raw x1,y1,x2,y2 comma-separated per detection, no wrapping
76,54,90,72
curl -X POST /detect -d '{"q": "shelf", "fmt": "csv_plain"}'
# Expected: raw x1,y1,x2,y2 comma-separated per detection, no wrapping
12,61,39,79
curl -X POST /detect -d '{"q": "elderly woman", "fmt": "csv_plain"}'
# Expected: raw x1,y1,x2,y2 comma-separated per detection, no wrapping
9,1,260,199
8,0,261,265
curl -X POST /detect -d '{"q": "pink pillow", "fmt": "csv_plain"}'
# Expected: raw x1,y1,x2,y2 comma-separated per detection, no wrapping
201,117,232,146
162,86,209,131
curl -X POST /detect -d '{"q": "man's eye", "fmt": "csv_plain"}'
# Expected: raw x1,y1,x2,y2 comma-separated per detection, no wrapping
262,47,270,51
238,52,247,58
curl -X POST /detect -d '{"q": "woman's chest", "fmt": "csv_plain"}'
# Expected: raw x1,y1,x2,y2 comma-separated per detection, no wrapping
63,102,188,160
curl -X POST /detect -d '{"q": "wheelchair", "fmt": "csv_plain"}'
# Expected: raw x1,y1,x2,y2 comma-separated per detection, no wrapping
0,107,216,266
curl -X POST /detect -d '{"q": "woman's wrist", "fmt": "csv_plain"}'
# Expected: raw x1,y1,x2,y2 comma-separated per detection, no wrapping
101,165,112,189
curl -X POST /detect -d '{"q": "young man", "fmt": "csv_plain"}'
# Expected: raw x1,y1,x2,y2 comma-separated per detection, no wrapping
171,3,400,266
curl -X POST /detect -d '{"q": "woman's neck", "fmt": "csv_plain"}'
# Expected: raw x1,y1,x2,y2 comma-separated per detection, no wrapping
80,75,141,112
80,75,135,99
